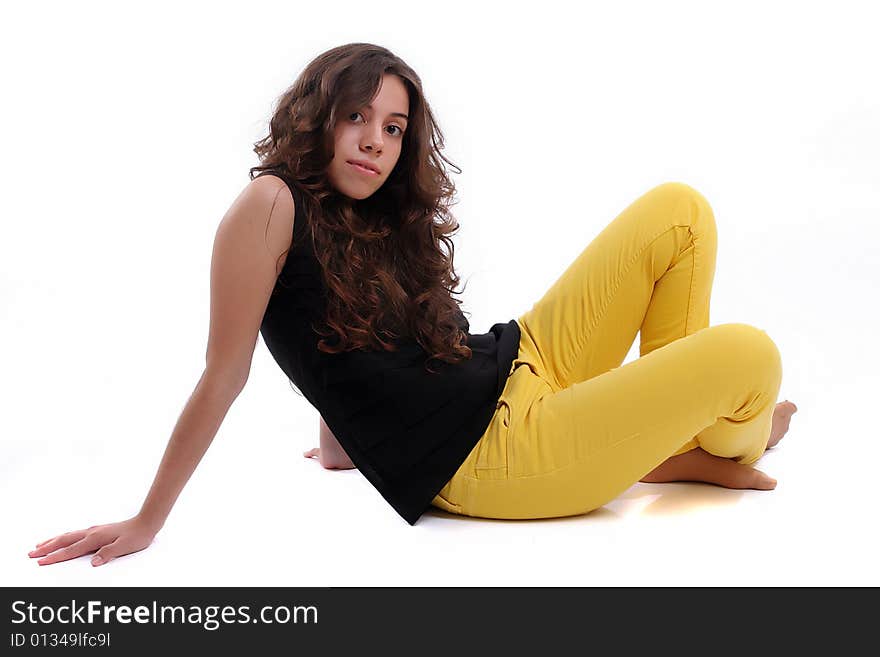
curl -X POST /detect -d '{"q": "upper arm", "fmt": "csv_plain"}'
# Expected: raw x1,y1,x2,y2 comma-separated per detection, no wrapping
205,174,295,386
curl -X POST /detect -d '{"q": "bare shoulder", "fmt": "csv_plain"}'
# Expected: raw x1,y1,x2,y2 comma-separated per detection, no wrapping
244,173,296,225
249,171,293,199
223,173,297,261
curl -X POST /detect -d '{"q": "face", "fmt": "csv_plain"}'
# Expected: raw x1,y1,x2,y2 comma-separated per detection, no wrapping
327,73,409,200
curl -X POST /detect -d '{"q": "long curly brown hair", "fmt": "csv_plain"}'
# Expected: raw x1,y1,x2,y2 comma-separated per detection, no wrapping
249,43,473,374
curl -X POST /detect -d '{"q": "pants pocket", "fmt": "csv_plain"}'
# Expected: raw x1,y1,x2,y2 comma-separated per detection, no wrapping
473,401,511,480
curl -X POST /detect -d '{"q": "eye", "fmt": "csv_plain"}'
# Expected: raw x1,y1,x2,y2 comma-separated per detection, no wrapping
350,112,404,137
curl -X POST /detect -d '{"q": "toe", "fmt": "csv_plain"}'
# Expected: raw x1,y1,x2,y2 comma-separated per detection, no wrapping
754,469,777,490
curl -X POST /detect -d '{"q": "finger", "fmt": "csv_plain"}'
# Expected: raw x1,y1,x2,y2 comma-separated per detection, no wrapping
36,535,102,566
36,528,93,547
29,532,88,558
33,532,73,548
92,539,122,567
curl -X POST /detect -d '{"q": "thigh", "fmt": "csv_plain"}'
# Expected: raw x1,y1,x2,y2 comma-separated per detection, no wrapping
431,359,552,514
517,182,714,391
460,323,781,520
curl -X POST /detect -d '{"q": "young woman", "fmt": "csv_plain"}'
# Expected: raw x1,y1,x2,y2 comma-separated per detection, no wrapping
29,43,797,567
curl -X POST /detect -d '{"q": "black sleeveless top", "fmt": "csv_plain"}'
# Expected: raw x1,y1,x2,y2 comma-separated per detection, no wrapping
255,169,521,525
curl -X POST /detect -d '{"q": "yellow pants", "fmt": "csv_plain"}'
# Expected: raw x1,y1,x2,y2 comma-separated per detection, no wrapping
431,182,783,520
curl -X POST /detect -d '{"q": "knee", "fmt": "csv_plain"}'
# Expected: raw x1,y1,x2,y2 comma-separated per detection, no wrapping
712,323,782,380
651,181,716,228
654,181,708,204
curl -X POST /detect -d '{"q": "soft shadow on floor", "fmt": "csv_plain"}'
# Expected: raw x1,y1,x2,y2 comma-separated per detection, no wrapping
614,482,745,516
423,505,621,524
424,481,746,524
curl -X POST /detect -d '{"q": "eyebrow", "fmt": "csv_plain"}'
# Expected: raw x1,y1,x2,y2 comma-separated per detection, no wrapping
366,103,409,122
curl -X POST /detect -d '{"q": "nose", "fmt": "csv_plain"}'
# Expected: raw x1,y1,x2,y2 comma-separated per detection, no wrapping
361,127,383,153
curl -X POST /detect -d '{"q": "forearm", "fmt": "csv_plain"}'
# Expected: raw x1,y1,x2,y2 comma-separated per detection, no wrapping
137,369,244,529
319,417,356,469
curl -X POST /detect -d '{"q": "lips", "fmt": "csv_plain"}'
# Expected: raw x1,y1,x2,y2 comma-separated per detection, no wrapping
347,160,380,175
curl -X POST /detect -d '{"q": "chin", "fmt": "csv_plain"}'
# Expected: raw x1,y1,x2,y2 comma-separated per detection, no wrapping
330,171,379,201
337,181,380,201
344,187,375,201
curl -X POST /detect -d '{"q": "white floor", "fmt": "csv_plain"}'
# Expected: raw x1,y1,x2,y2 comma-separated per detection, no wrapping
3,331,877,587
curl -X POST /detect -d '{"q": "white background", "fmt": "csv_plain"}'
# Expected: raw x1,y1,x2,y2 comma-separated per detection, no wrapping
3,0,878,586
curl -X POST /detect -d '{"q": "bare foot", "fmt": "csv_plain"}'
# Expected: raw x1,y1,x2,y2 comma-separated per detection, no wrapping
767,400,798,449
638,400,797,488
639,447,777,490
